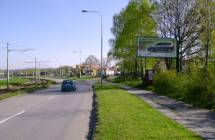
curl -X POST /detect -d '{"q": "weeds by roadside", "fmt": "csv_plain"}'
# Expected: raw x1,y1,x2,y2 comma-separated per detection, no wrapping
0,79,56,101
154,68,215,110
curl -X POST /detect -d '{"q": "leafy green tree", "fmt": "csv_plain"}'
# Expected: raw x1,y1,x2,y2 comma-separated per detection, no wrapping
109,0,157,80
198,0,215,67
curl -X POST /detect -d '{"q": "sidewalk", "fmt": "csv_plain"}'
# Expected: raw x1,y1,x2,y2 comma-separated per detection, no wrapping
122,86,215,140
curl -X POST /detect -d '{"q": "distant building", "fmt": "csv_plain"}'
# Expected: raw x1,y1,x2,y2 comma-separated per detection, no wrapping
76,64,100,76
0,72,4,78
103,67,114,76
76,55,120,76
76,55,101,76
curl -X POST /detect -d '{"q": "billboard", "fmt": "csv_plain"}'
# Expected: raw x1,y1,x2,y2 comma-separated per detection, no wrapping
137,37,176,58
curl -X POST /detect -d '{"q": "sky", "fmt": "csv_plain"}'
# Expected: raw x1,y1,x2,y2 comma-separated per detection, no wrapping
0,0,129,69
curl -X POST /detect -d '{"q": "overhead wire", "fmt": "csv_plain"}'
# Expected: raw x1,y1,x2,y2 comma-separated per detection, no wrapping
0,47,6,52
17,51,35,60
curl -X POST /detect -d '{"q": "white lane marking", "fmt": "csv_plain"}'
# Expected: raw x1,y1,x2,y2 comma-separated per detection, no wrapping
0,110,25,125
47,96,55,100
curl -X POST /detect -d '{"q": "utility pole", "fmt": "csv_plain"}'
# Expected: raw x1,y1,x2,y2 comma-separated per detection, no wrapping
73,51,82,78
80,51,82,78
25,57,38,84
5,43,34,89
38,62,41,82
34,57,37,83
6,43,10,90
82,10,103,86
101,15,103,87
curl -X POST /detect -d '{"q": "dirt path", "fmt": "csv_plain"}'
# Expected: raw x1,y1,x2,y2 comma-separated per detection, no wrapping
123,86,215,140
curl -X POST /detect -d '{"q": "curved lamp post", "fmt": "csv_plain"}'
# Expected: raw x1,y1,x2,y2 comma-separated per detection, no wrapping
82,10,103,87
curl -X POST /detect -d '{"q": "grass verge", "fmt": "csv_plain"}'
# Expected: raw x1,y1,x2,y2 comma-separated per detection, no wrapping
0,81,55,101
66,76,99,81
0,77,32,86
109,78,154,91
94,84,203,140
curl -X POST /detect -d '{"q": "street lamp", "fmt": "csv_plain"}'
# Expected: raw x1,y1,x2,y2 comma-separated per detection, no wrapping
82,10,103,86
73,51,82,78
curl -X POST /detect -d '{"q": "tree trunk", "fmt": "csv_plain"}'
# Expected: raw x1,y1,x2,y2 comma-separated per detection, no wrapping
165,58,173,70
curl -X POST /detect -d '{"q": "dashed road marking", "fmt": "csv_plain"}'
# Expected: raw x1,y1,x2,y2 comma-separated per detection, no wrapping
0,110,25,125
47,96,55,100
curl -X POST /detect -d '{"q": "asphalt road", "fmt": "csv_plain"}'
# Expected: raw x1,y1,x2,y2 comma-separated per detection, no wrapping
0,80,93,140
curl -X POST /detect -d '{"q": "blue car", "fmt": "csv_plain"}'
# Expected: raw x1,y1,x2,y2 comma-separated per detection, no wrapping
147,42,174,53
61,80,76,92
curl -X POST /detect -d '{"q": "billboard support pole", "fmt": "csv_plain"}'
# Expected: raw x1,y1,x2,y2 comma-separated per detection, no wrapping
144,57,147,88
176,43,180,72
144,57,147,75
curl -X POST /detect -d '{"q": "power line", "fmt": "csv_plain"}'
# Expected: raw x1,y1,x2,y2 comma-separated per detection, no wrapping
17,51,35,60
5,42,34,90
24,57,38,83
0,47,6,52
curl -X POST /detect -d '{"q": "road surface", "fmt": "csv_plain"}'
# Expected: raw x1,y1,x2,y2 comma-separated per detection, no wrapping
0,80,93,140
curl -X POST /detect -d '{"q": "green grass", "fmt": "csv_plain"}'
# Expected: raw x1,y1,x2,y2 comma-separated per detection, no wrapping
0,77,31,86
0,85,47,100
66,75,99,81
109,78,154,91
0,91,24,100
94,85,203,140
110,78,142,87
0,80,54,101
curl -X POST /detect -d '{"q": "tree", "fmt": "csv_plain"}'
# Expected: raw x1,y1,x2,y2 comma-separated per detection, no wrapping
84,55,100,66
153,0,205,71
198,0,215,67
109,0,157,79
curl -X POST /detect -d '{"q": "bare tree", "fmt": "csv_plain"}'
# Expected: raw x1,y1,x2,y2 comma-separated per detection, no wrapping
154,0,204,71
84,55,100,66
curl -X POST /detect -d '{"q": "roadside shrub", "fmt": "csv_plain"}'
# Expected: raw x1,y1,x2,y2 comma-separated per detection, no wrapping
154,71,186,99
154,68,215,110
184,68,215,109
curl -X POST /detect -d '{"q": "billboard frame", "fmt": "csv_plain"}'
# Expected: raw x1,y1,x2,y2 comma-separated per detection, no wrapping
137,37,176,58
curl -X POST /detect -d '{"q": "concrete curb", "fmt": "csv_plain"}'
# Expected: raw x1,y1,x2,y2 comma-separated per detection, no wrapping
87,86,98,140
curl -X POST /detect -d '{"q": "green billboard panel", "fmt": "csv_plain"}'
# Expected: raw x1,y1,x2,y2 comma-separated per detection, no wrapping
137,37,176,58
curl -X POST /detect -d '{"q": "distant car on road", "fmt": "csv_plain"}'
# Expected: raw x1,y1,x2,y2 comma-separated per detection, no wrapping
61,80,76,92
147,42,174,53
